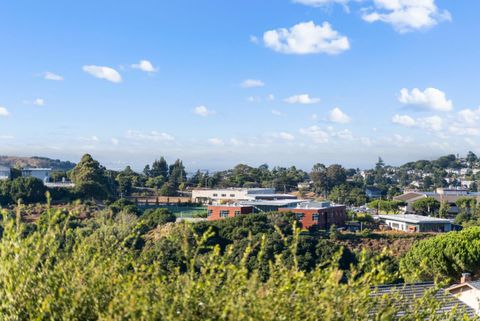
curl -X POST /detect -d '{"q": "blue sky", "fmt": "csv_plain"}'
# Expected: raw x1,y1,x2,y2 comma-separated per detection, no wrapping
0,0,479,171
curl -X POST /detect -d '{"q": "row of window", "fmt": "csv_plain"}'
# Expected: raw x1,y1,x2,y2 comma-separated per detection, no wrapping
295,213,320,221
208,209,242,218
211,193,236,197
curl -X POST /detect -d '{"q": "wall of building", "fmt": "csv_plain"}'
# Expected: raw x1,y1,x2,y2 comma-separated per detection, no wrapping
207,205,254,221
279,206,347,229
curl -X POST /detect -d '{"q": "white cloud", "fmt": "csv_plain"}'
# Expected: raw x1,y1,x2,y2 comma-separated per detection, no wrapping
208,138,224,146
43,72,64,81
267,94,275,101
419,115,443,131
274,132,295,141
111,138,119,145
131,60,157,73
0,107,10,117
250,35,259,44
33,98,45,106
83,65,122,83
285,94,320,104
392,114,443,132
328,107,351,123
194,105,215,117
0,135,14,140
333,129,354,140
399,87,453,112
126,130,174,142
448,107,480,136
272,109,285,117
241,79,265,88
392,114,416,127
299,126,330,143
263,21,350,55
362,0,451,33
293,0,348,6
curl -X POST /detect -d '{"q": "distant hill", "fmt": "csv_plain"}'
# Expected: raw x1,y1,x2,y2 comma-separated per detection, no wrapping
0,156,76,171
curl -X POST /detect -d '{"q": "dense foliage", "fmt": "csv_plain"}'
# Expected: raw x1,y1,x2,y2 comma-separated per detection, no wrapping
0,204,473,320
400,227,480,282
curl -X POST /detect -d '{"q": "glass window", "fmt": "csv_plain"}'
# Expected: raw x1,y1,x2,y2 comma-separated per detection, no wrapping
207,210,212,217
230,194,235,197
234,211,241,216
220,210,229,218
213,193,218,197
221,194,227,197
296,213,304,220
312,214,319,221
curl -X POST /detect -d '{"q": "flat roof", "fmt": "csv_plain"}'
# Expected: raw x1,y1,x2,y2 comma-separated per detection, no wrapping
22,167,52,171
379,214,453,224
241,199,304,207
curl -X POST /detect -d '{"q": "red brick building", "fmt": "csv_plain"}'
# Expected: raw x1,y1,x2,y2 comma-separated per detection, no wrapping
207,201,347,230
207,205,255,220
278,205,347,229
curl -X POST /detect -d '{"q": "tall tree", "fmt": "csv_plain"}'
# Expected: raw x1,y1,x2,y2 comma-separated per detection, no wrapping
70,154,111,199
150,157,169,179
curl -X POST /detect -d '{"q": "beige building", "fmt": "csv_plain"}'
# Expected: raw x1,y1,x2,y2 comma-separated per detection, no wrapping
394,188,480,214
447,274,480,315
192,188,296,204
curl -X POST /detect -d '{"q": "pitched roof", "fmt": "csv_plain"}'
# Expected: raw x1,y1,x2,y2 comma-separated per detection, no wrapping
371,282,476,318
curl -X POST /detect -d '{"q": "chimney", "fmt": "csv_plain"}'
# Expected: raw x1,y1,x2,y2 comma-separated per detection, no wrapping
461,272,472,283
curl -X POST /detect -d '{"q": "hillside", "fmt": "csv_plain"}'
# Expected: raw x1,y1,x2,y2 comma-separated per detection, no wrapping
0,156,76,171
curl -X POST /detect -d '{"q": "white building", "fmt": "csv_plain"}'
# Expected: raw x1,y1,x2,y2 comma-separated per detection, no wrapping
0,166,11,180
22,168,52,183
192,188,296,203
379,214,453,233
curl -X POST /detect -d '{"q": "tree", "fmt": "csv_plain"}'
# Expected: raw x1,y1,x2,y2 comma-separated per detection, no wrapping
70,154,111,199
466,151,478,167
438,201,450,218
411,197,440,216
150,157,169,179
9,177,46,204
401,227,480,282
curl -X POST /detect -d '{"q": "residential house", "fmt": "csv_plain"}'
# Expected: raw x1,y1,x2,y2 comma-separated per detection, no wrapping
21,168,52,183
447,273,480,315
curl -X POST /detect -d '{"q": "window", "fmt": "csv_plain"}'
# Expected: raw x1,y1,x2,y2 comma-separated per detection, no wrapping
207,210,212,217
213,193,218,197
296,213,305,220
312,214,319,221
220,210,229,218
221,194,227,197
230,194,235,197
234,211,241,216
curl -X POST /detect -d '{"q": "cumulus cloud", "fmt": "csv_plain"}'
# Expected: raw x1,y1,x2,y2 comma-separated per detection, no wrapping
43,72,64,81
392,114,443,131
131,60,157,72
241,79,265,88
263,21,350,55
83,65,122,83
126,130,174,142
299,126,330,143
392,114,416,127
448,107,480,136
194,105,215,117
398,87,453,112
208,138,224,146
328,107,351,123
0,107,10,117
362,0,451,33
285,94,320,104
